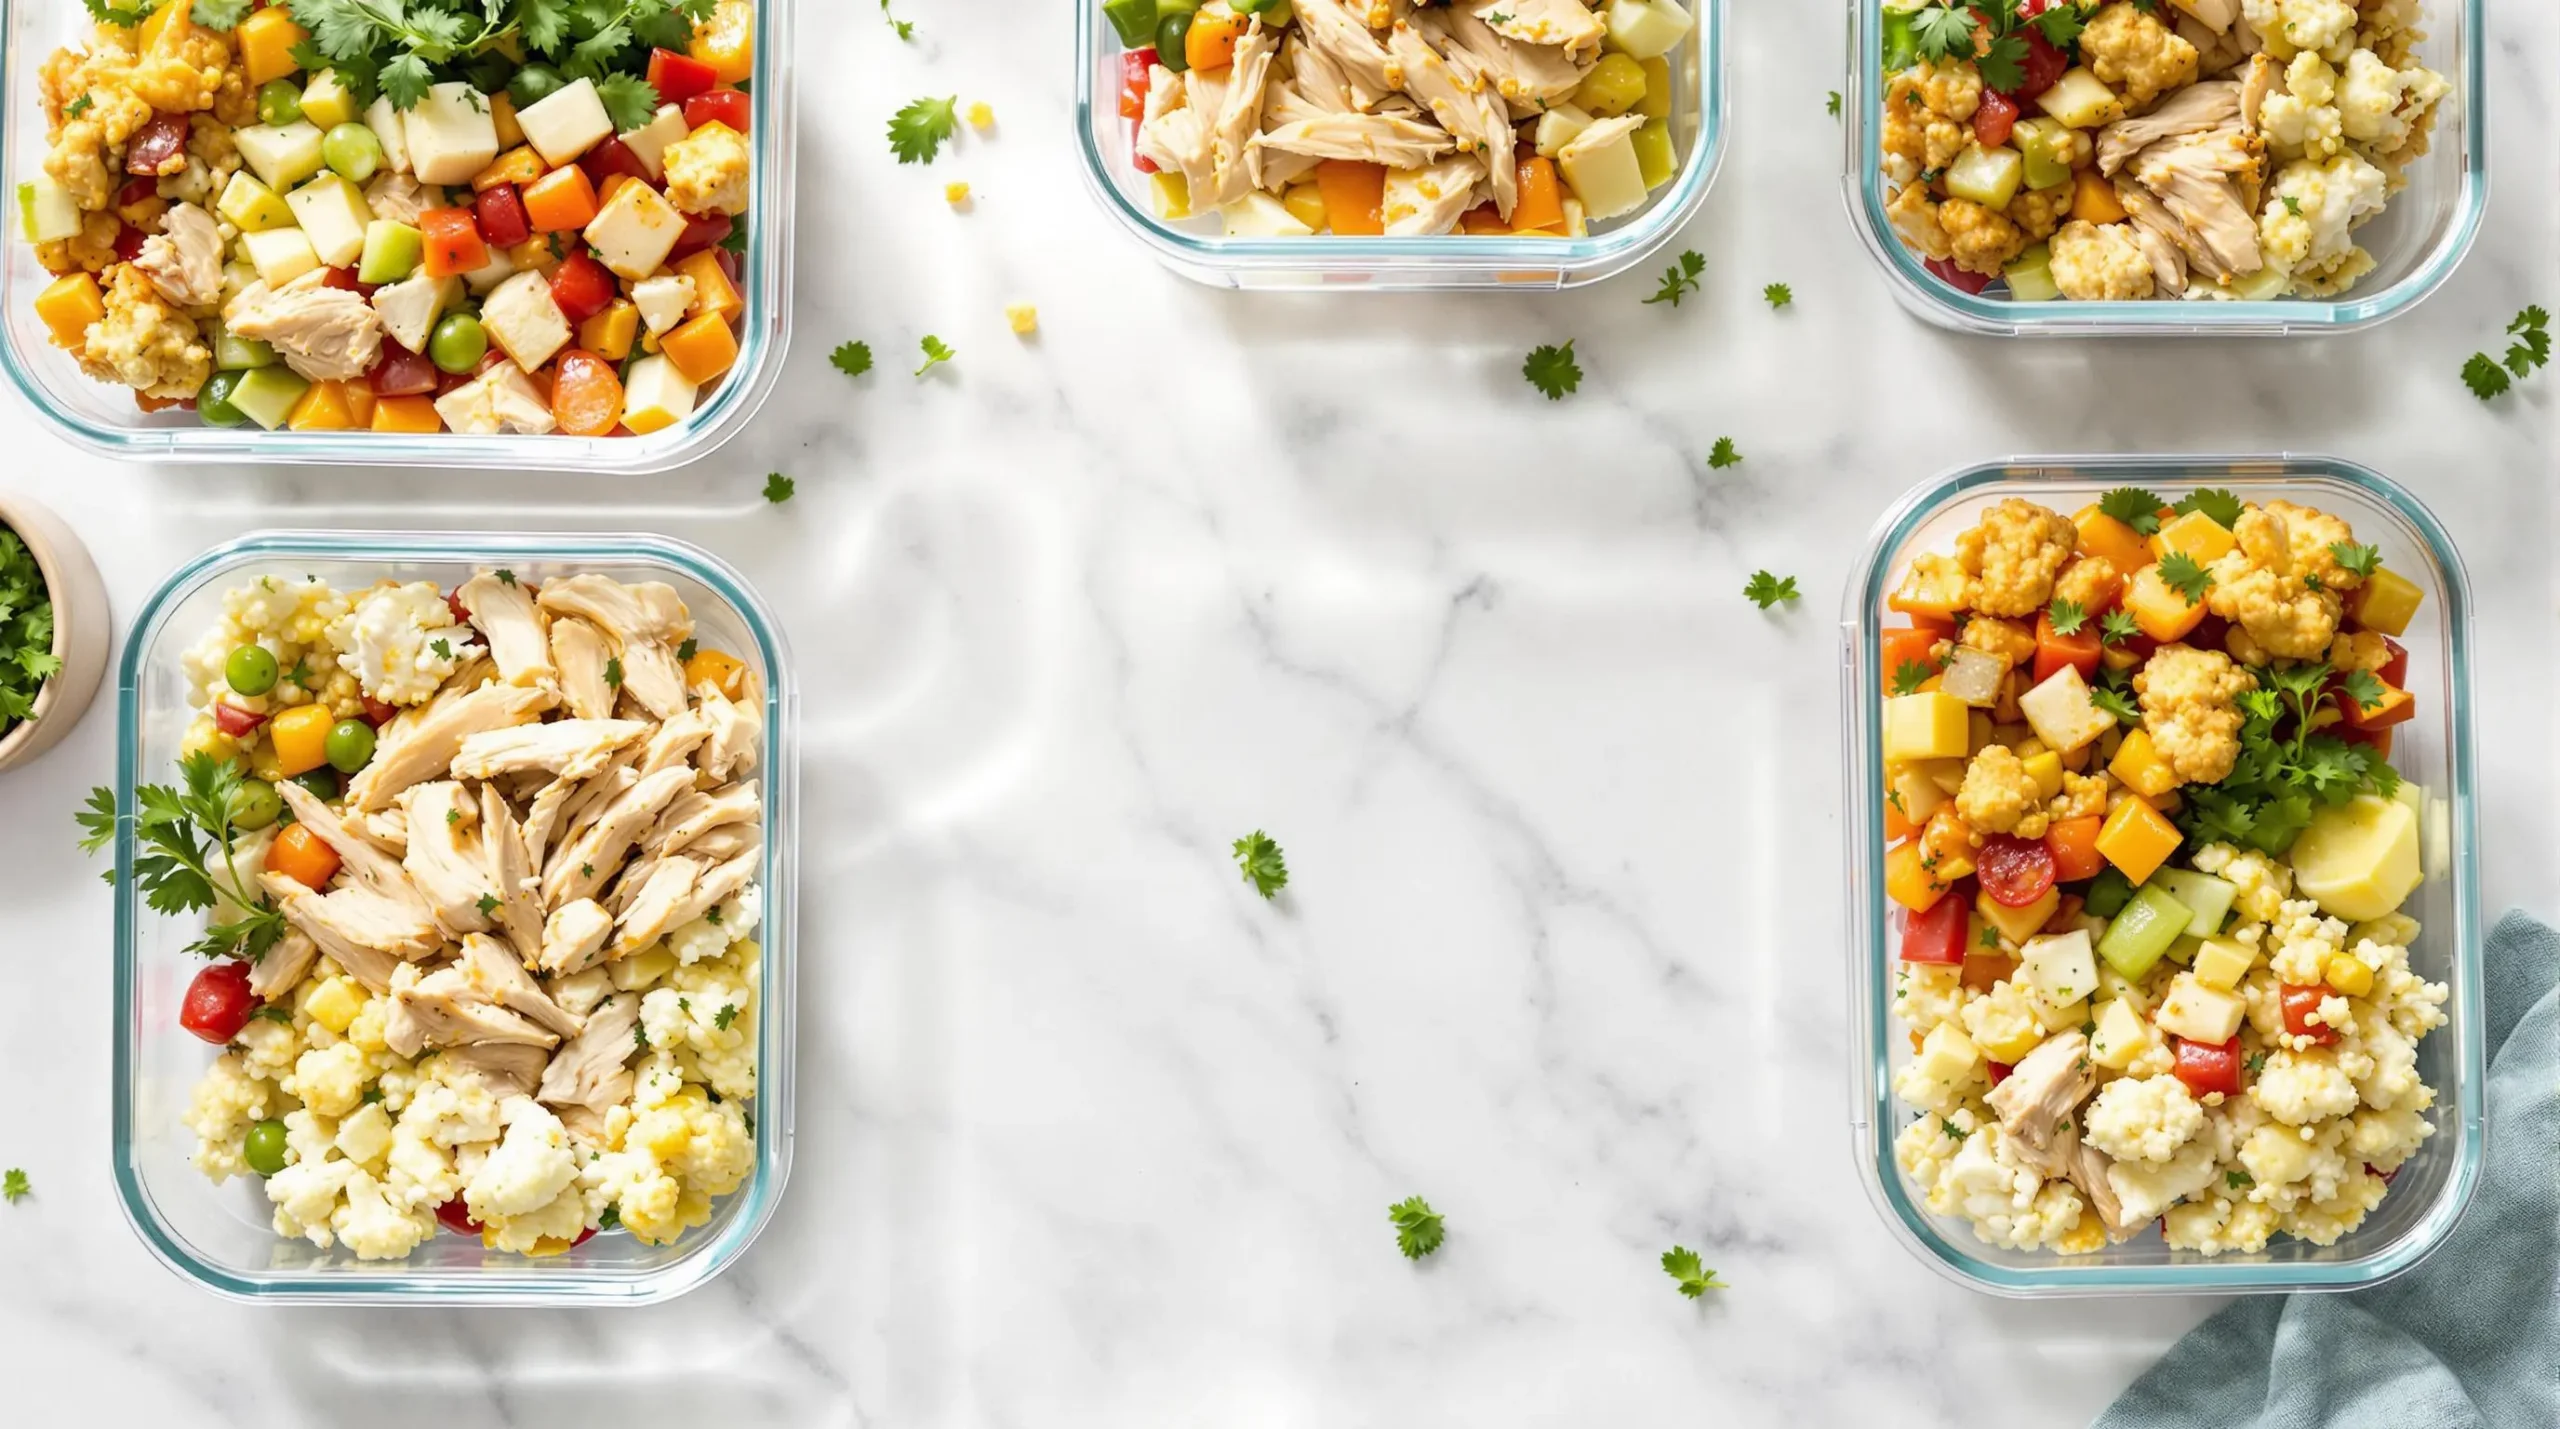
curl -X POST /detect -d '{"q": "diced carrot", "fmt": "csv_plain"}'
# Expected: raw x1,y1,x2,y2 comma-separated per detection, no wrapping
371,394,442,433
550,349,626,436
2044,815,2105,883
2072,506,2154,573
521,165,600,233
419,207,490,279
2032,609,2103,684
1885,797,1917,844
286,380,357,431
1511,156,1566,234
265,822,342,890
1312,159,1386,237
683,646,751,700
1185,10,1242,71
658,312,738,384
34,272,104,347
1881,626,1944,690
472,145,546,193
1459,203,1508,235
674,249,740,321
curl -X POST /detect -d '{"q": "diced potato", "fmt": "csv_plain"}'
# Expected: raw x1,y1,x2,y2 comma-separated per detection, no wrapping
1534,103,1596,158
611,946,677,991
1912,1021,1982,1086
516,77,617,166
1944,144,2024,211
2089,996,2154,1070
1883,692,1971,763
2154,972,2246,1045
300,70,360,130
285,174,374,268
234,121,327,192
1557,124,1649,221
621,105,690,180
2020,929,2100,1009
621,354,700,436
1602,0,1694,60
404,83,502,186
1890,759,1957,827
2018,665,2116,754
2288,794,2422,922
583,178,688,279
2034,994,2090,1034
1220,191,1315,237
241,226,321,288
2037,67,2126,129
2191,936,2257,992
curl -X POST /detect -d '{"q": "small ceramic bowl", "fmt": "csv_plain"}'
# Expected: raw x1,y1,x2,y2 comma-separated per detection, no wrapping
0,488,108,773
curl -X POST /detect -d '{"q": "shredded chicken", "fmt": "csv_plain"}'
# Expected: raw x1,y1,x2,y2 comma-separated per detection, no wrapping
456,571,555,689
547,617,617,721
1249,111,1456,169
540,898,616,976
133,201,222,308
348,682,557,812
534,576,693,722
451,718,651,782
398,781,497,939
536,993,642,1111
385,960,561,1058
1984,1031,2098,1178
439,1042,551,1100
1385,20,1518,217
223,269,385,383
249,930,319,1001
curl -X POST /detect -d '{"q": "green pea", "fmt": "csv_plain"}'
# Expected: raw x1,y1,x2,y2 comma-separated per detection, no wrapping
244,1118,290,1177
257,79,304,128
291,768,342,804
1156,11,1194,71
228,778,283,832
225,643,279,696
508,64,568,109
429,311,487,375
320,122,383,184
325,719,376,774
197,370,249,428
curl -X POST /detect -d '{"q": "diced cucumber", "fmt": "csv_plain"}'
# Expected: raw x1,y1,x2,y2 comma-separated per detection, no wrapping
1103,0,1158,49
2147,867,2238,939
2012,118,2076,190
210,321,278,371
1944,144,2023,210
2095,884,2192,981
2004,245,2060,303
2083,866,2135,918
357,218,424,284
1881,10,1920,71
19,175,82,244
1631,117,1676,190
227,367,312,431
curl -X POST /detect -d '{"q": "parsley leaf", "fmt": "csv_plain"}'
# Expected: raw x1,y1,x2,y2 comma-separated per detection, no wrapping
763,472,795,503
1389,1196,1445,1260
1910,5,1979,64
889,95,960,164
1707,437,1742,469
2463,352,2512,400
2156,552,2214,606
604,656,624,688
2328,542,2380,580
2099,609,2141,646
63,94,94,119
831,340,874,378
476,893,500,916
2173,660,2403,856
1643,250,1705,306
914,335,955,377
83,755,288,961
1,1168,25,1204
2227,1170,2254,1190
1232,830,1288,899
1661,1245,1726,1297
2031,5,2085,45
1764,282,1793,309
2098,487,2166,536
678,638,698,662
880,0,914,39
715,1002,739,1030
0,526,62,741
594,73,663,134
1974,31,2029,92
2173,487,2244,529
1744,571,1800,610
1827,90,1842,117
2046,598,2086,637
1523,341,1581,399
1890,659,1935,696
2089,671,2142,724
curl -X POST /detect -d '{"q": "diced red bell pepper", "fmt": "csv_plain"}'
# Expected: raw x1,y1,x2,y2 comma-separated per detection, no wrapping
2189,613,2234,654
549,252,617,324
113,223,149,263
445,589,471,624
1119,48,1158,120
362,695,399,725
475,181,533,250
318,266,363,291
419,206,490,280
1899,888,1971,965
1974,90,2020,149
126,112,189,176
2011,30,2068,102
714,247,740,288
210,701,267,738
581,138,652,188
2377,636,2410,689
435,1199,483,1236
371,340,440,397
2280,985,2341,1045
117,175,159,208
571,1225,599,1248
646,47,720,105
668,211,733,262
1925,256,1994,296
179,961,260,1044
1987,1061,2013,1087
1131,120,1159,175
685,89,749,134
2033,609,2104,684
2172,1037,2244,1099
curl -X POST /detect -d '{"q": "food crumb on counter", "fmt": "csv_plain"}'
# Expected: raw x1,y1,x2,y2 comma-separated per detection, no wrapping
1006,303,1038,336
965,102,995,132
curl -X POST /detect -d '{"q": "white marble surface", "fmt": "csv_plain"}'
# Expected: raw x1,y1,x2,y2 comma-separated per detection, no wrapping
1,2,2554,1424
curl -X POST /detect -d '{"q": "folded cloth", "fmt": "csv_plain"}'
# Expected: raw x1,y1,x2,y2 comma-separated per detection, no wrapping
2095,910,2560,1429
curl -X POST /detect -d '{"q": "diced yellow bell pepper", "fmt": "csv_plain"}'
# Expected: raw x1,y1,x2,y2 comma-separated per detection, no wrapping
1883,692,1971,764
580,299,640,362
2107,729,2181,800
688,0,756,85
237,7,309,87
137,0,181,50
34,272,105,348
2022,749,2065,800
2072,505,2156,572
2122,562,2209,642
2072,168,2127,225
269,704,337,778
675,249,741,322
1281,183,1328,231
2150,509,2238,565
371,394,442,433
491,92,525,150
1637,57,1673,119
1005,303,1039,336
1885,839,1955,914
2348,567,2424,637
1151,170,1192,220
2324,952,2375,998
303,976,365,1034
682,646,750,701
473,146,547,193
2191,936,2257,991
1976,884,2060,946
340,380,376,428
286,379,357,431
2095,795,2182,885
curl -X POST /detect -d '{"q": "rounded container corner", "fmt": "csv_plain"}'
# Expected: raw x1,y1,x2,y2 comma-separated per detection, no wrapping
1841,455,2486,1295
112,531,795,1304
1838,0,2485,336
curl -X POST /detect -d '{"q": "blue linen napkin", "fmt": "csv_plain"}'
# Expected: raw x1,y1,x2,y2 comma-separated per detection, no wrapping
2094,910,2560,1429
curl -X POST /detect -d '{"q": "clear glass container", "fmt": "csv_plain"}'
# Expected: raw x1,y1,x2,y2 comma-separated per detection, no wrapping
110,532,797,1303
1840,1,2485,336
1840,456,2484,1294
0,3,795,469
1075,1,1727,290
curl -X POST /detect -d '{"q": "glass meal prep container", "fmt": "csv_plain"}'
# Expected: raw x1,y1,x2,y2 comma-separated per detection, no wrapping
1839,0,2485,337
0,1,796,470
1074,0,1727,291
110,532,797,1304
1840,456,2483,1295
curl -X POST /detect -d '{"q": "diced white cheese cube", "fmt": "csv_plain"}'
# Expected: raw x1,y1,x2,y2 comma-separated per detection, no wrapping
1533,103,1595,158
239,226,321,288
234,121,327,192
369,271,459,354
619,105,689,181
2089,996,2154,1071
284,174,374,268
631,274,696,336
434,359,556,436
583,180,686,280
462,245,517,295
1558,118,1649,221
2020,929,2100,1010
480,269,573,372
515,77,616,167
404,83,501,186
1220,191,1315,237
2154,973,2247,1046
364,95,413,176
620,353,698,435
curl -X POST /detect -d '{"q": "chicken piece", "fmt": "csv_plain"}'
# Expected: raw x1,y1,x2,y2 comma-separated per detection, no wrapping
2081,1,2200,111
2135,642,2255,785
1386,20,1518,217
2129,129,2266,284
547,617,616,721
274,778,437,921
1250,112,1457,169
686,822,760,865
457,933,584,1040
455,571,554,689
2238,52,2278,133
1381,153,1488,237
451,719,651,783
517,775,579,871
1282,33,1359,114
134,201,222,308
478,782,547,965
540,898,617,976
354,808,410,858
541,766,698,908
535,576,693,722
363,172,433,226
1468,0,1604,56
1421,7,1594,111
1296,0,1401,108
536,993,642,1111
547,765,640,878
694,686,762,782
2067,1140,2140,1241
1199,20,1283,209
2179,13,2256,75
386,961,561,1057
224,269,385,383
612,855,705,956
398,781,496,939
1984,1031,2096,1178
249,930,320,1001
656,849,758,934
2132,219,2191,297
548,968,614,1018
259,876,415,992
348,682,557,812
649,780,761,859
437,1042,551,1100
1136,67,1220,207
636,706,713,775
2098,81,2242,176
2050,218,2159,301
2116,181,2211,289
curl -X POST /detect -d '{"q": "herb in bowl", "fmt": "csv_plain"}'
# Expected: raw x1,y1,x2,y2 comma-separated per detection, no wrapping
0,527,60,741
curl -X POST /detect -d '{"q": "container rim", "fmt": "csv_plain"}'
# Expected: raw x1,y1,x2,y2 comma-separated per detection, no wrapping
110,530,798,1304
1072,0,1729,284
0,0,796,470
1837,454,2487,1295
1836,0,2488,336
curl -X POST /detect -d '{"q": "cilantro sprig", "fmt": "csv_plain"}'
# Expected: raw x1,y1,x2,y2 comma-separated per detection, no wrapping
2465,306,2548,400
1707,437,1742,469
2155,552,2214,606
1232,831,1288,899
831,341,874,378
1763,282,1793,309
0,1168,24,1204
2098,487,2166,537
1661,1245,1726,1298
890,95,961,164
2173,488,2244,529
1389,1196,1445,1260
1891,659,1935,696
1523,341,1581,399
1745,571,1799,610
0,526,62,739
2178,661,2402,856
1912,1,2074,92
79,754,288,962
284,0,715,111
2045,598,2087,637
1644,250,1705,307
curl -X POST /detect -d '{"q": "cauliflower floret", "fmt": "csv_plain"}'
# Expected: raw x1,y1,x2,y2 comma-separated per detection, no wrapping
2259,52,2345,160
2252,1048,2362,1126
2346,1104,2432,1172
588,1056,757,1244
1960,615,2038,670
1881,69,1972,184
2105,1136,2220,1226
2048,771,2110,824
1941,197,2030,279
334,1169,436,1260
2049,220,2155,302
266,1109,354,1247
1887,180,1954,263
383,1063,505,1211
2191,842,2294,925
2280,1167,2388,1245
1958,744,2050,839
2261,153,2387,289
2244,0,2359,62
2052,557,2120,614
2081,2,2198,111
282,1041,372,1119
1961,979,2047,1063
2006,183,2074,243
465,1097,582,1222
2207,505,2343,662
1894,1105,1975,1199
1897,961,1969,1035
1936,1124,2086,1251
2270,897,2349,985
1921,60,1983,123
662,121,749,216
2133,642,2254,785
185,1054,278,1184
2336,49,2446,156
2084,1075,2207,1164
2164,1190,2281,1256
1955,499,2078,618
78,263,210,399
1896,1022,1989,1115
328,581,484,707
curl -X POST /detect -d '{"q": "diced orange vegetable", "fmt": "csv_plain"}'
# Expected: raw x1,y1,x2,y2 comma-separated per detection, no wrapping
2094,795,2182,884
683,646,751,700
137,0,182,50
2347,567,2424,636
521,165,600,233
1881,625,1945,692
1889,561,1970,623
419,207,490,279
340,381,376,429
597,173,638,208
286,380,357,431
2150,510,2238,566
2108,728,2182,800
2072,168,2127,225
1885,839,1955,914
1186,9,1242,71
579,299,640,362
689,0,756,84
1459,203,1508,235
237,7,308,87
1921,806,1977,883
1313,159,1386,237
549,349,626,436
1511,156,1566,234
659,313,738,385
491,92,524,150
1885,796,1917,844
674,249,740,321
1961,951,2017,994
268,704,336,778
371,394,442,433
136,392,186,413
473,146,546,193
2071,506,2154,573
34,272,105,348
264,821,342,890
2033,609,2103,684
2341,679,2416,731
2044,815,2105,882
2122,563,2209,642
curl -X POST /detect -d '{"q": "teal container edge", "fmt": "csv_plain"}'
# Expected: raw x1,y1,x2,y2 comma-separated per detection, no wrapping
1840,456,2486,1295
1839,0,2487,336
1074,0,1728,290
112,532,798,1304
